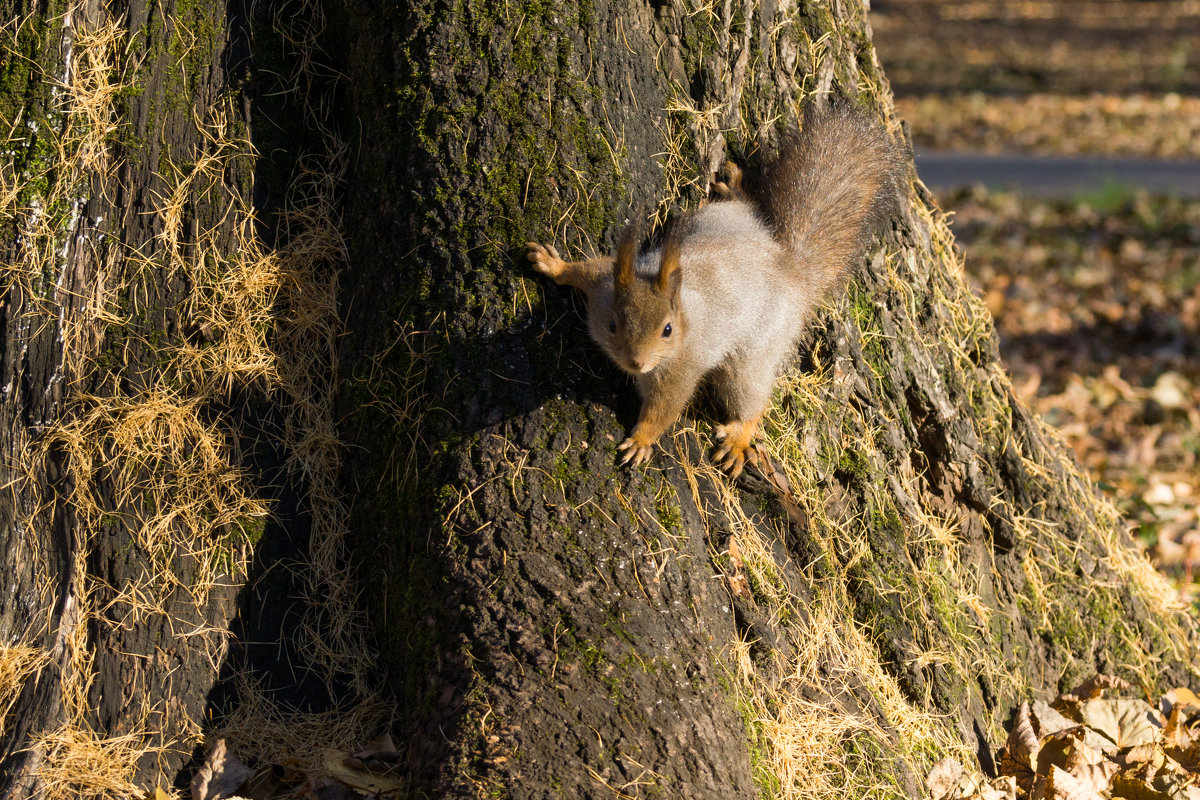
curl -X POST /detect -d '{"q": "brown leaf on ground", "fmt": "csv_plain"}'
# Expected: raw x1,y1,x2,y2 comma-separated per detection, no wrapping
1033,701,1080,737
191,739,255,800
927,757,1019,800
1172,740,1200,773
1110,772,1174,799
1000,701,1040,789
344,733,402,772
977,776,1018,800
928,756,966,800
320,747,406,795
1068,759,1119,795
1037,764,1106,800
1076,699,1162,749
1164,708,1195,752
1166,689,1200,716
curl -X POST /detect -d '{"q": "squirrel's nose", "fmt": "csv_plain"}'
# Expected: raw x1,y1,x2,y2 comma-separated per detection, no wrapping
629,358,643,371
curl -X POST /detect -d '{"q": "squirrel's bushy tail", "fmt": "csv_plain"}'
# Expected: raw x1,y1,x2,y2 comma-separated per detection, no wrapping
757,102,908,295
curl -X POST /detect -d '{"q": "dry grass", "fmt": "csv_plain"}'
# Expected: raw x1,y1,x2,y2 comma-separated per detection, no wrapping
207,0,393,768
669,430,973,799
35,727,147,800
62,11,127,177
0,645,50,739
0,6,126,378
32,388,269,596
212,670,392,768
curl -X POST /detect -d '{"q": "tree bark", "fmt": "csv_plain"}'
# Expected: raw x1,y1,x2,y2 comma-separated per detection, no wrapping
333,0,1198,798
0,0,288,792
0,0,1195,798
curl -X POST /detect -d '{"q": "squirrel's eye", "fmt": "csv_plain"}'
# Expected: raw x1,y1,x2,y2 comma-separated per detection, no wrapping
662,323,672,338
609,319,617,334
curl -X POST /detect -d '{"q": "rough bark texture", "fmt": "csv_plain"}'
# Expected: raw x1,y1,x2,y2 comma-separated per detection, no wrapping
333,0,1197,798
0,0,265,790
0,0,1195,797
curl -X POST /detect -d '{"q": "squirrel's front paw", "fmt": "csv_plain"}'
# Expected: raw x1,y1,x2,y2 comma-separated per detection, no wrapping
526,242,566,278
617,434,657,468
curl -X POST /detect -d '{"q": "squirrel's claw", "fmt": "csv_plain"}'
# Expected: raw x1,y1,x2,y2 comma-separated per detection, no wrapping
526,241,565,278
712,442,749,478
711,161,746,201
617,437,655,468
713,420,759,478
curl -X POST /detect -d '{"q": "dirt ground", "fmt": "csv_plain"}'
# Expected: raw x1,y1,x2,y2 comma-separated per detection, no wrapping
872,0,1200,592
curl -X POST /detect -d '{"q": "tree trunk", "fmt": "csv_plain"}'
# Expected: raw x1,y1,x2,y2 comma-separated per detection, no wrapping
0,0,347,794
332,0,1198,798
0,0,1194,798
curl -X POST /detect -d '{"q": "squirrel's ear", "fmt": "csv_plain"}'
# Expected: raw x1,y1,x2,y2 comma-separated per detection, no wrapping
656,227,682,303
614,227,638,291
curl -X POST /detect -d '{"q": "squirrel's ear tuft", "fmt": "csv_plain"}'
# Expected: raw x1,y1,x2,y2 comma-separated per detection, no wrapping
656,226,683,302
615,226,638,291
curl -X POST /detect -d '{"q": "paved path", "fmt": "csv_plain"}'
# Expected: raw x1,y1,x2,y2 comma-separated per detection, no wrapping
915,151,1200,198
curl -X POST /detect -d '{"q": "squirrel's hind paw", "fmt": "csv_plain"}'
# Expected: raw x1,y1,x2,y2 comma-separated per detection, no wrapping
526,242,566,277
711,161,746,201
713,420,760,478
712,442,751,478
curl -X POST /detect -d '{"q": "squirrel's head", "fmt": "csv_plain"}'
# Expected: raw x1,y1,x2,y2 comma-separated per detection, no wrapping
595,226,685,375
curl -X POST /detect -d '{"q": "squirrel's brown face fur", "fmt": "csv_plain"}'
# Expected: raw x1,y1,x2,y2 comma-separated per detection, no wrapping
602,228,684,375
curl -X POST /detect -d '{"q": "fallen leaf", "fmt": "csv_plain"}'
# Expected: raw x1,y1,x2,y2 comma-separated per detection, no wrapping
1170,740,1200,772
1000,702,1040,788
321,747,407,795
1111,772,1172,799
1042,765,1106,800
1151,771,1200,799
928,756,965,800
1069,675,1133,700
1069,760,1119,794
1063,734,1108,770
977,775,1019,800
1145,482,1177,507
1034,701,1080,736
1078,698,1162,749
1165,688,1200,716
191,740,254,800
1119,744,1165,769
346,734,402,772
1152,372,1191,410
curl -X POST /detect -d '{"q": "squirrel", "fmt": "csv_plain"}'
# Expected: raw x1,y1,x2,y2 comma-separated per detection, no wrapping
527,102,907,476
